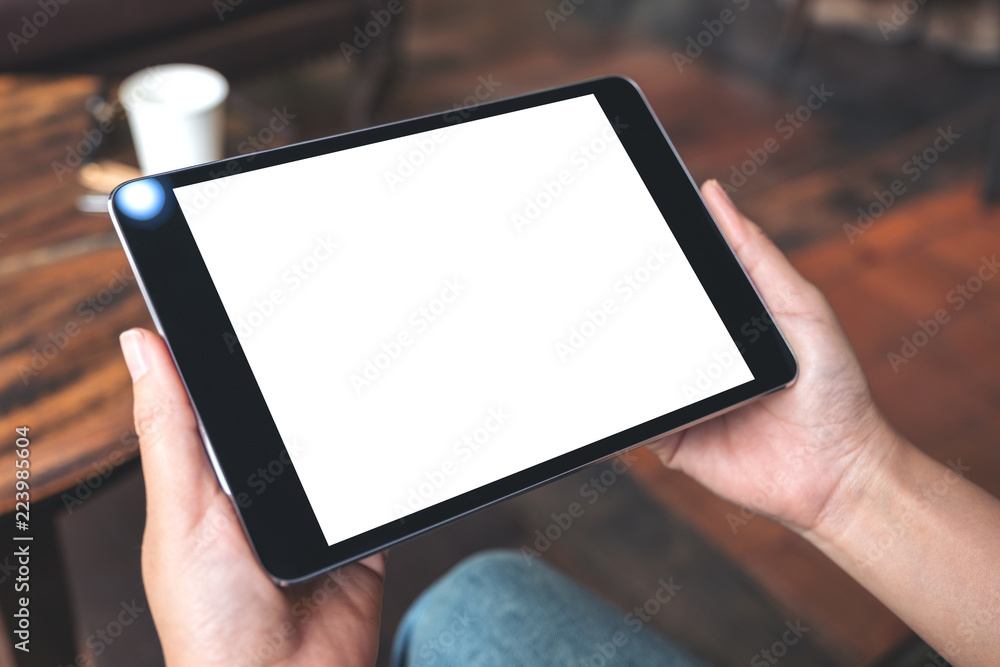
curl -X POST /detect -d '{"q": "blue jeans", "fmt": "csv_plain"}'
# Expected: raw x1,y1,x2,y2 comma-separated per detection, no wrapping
391,550,711,666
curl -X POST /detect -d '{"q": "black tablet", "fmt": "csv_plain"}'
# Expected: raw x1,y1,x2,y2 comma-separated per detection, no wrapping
110,76,796,584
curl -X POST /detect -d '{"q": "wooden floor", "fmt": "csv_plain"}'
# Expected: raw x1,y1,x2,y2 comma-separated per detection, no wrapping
8,0,997,665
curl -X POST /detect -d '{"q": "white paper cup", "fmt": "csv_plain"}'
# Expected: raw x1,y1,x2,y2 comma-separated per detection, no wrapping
119,64,229,175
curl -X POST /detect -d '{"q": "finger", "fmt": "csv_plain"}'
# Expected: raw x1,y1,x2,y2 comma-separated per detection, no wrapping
120,328,221,528
644,431,683,469
701,180,817,315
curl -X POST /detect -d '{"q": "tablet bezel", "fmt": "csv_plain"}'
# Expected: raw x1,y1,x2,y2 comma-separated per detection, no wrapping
110,76,797,584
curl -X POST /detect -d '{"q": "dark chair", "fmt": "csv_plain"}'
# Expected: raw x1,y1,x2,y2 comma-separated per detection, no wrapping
1,0,404,126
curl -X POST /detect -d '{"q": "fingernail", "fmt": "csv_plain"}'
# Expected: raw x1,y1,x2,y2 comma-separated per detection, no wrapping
711,179,736,208
120,330,149,382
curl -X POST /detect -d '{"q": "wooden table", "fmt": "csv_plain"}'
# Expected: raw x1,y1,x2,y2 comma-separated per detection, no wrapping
0,74,150,511
0,73,154,666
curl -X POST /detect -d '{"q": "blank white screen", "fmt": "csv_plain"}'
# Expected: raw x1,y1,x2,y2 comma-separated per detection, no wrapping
175,94,753,546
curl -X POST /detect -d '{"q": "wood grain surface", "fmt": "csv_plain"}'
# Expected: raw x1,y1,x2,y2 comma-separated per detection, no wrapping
0,74,155,516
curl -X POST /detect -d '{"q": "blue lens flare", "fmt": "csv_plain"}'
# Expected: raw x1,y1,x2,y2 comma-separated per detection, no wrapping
116,179,166,221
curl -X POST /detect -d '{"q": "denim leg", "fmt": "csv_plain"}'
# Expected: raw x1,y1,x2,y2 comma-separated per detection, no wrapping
391,550,712,667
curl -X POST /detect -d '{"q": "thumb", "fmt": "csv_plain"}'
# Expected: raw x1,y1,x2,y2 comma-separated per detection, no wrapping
648,181,822,470
119,328,223,531
700,180,817,317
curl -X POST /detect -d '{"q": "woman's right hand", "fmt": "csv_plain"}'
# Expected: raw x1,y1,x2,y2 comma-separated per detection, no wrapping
649,182,1000,667
647,179,902,540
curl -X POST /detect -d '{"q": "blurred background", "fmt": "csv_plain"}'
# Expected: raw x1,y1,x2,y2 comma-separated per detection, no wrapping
1,0,999,665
